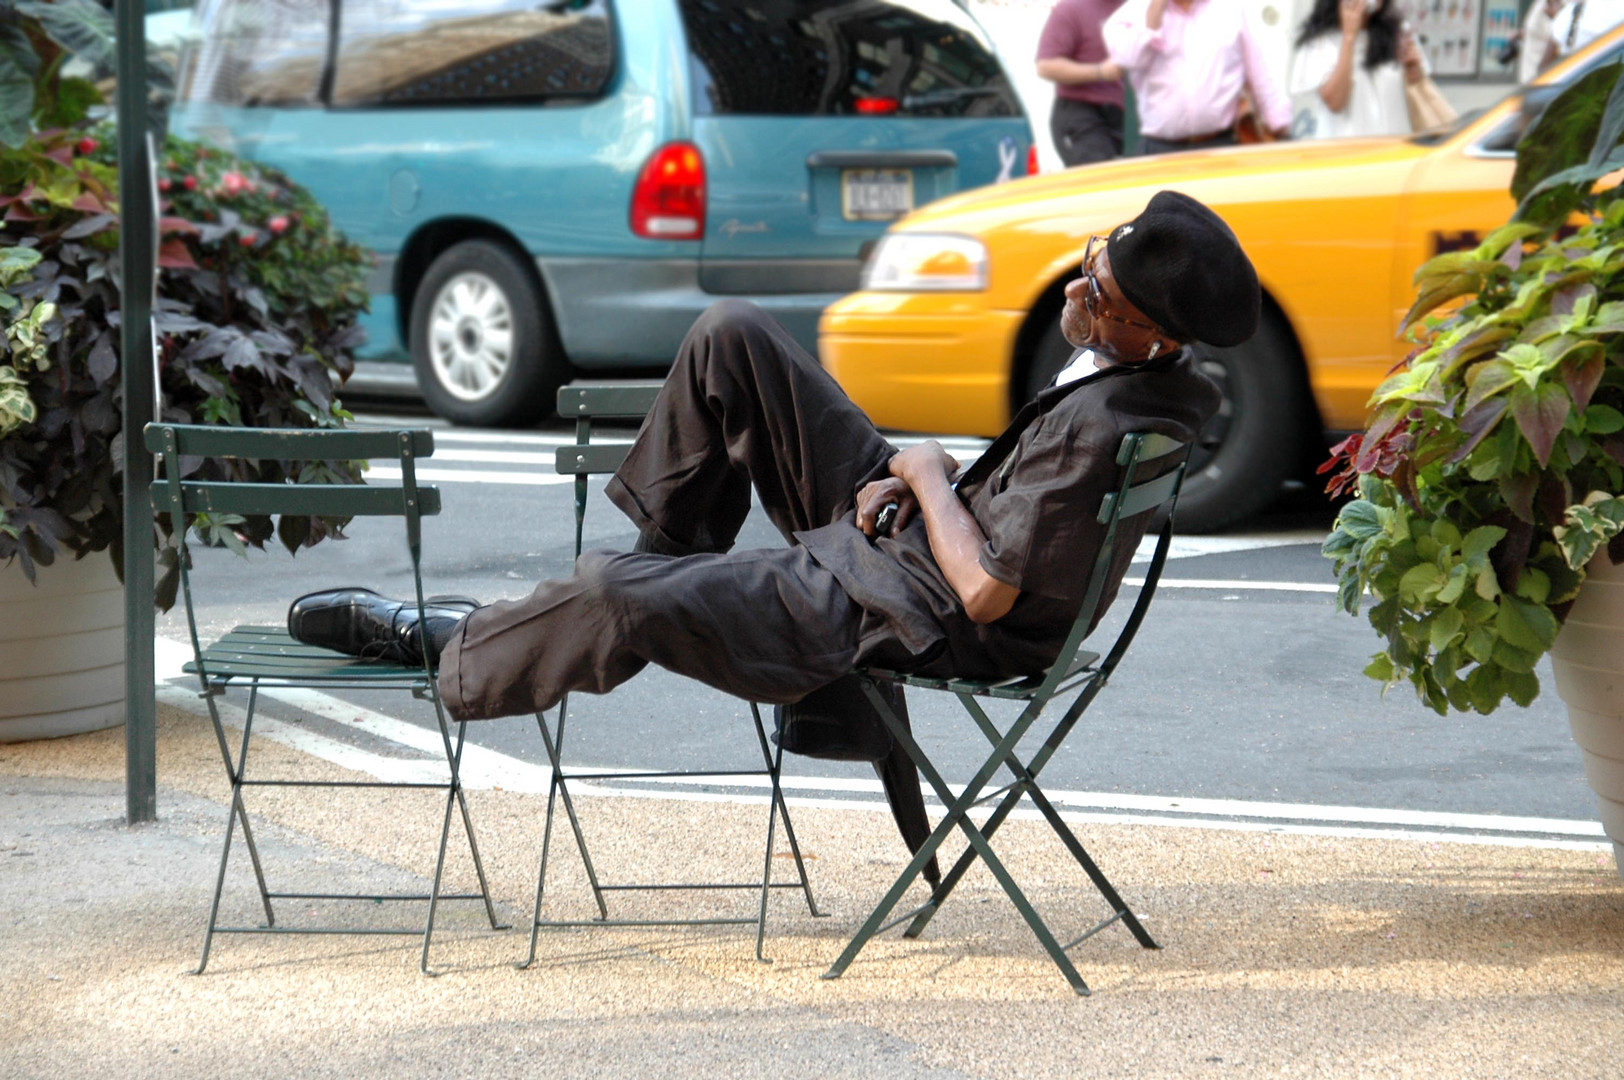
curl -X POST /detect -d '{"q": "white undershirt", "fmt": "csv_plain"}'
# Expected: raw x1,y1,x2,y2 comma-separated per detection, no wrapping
1054,348,1100,386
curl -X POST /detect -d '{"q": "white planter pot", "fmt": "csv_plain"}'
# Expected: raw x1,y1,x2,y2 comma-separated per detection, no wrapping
1549,551,1624,880
0,550,126,742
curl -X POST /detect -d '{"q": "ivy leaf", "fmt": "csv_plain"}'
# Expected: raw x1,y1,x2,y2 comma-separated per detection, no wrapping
1509,381,1573,467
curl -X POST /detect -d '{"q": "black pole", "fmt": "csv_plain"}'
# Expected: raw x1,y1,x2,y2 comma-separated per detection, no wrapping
116,0,156,824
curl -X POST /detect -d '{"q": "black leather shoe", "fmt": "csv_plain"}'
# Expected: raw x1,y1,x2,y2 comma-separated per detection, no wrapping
287,588,481,668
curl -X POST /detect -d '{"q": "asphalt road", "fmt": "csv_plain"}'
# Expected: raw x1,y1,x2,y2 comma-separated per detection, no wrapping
152,404,1601,846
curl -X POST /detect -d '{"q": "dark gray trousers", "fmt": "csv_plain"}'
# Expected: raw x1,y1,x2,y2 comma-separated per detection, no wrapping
1050,98,1123,167
437,300,897,721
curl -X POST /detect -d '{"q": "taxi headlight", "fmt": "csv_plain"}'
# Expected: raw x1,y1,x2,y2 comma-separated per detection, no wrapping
861,233,988,292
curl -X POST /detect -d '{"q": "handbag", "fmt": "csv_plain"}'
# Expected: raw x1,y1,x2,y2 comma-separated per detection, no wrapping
1404,75,1458,132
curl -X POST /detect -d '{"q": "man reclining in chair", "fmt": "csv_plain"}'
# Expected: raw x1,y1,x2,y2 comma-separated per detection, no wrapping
288,190,1251,861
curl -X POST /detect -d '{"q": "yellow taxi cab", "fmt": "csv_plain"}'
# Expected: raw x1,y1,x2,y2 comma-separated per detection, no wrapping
819,27,1624,532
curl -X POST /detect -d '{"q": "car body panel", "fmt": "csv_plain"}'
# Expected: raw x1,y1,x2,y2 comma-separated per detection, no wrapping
171,0,1034,374
819,31,1620,440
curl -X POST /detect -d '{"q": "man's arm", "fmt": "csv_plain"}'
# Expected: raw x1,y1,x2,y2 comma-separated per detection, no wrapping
889,443,1019,625
1239,4,1293,135
1103,0,1163,71
1036,56,1124,86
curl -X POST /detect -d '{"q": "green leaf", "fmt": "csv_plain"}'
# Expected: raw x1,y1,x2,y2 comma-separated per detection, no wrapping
1513,62,1624,214
1496,596,1560,652
1429,607,1464,651
1336,500,1383,541
1462,525,1508,565
1492,638,1539,673
17,0,115,72
1464,625,1498,663
1515,566,1551,604
1504,670,1541,707
1364,653,1396,682
1584,403,1624,434
0,22,38,150
1436,564,1470,605
1399,562,1447,604
1465,663,1506,714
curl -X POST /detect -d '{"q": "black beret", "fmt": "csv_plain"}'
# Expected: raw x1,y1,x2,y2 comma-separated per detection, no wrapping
1105,190,1260,348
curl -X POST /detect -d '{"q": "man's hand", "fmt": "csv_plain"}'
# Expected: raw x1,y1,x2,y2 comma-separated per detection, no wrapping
857,476,917,538
888,441,960,488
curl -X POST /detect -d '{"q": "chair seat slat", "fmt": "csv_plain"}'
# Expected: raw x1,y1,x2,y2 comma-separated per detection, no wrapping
151,481,440,519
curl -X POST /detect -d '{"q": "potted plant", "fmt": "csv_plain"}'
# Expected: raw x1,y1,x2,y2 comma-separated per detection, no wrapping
0,0,371,741
1322,62,1624,875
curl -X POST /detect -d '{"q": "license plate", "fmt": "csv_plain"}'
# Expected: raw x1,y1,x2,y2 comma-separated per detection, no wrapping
841,169,913,221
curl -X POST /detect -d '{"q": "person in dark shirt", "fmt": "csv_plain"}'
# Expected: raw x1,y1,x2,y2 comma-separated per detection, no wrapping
289,192,1248,724
1036,0,1129,166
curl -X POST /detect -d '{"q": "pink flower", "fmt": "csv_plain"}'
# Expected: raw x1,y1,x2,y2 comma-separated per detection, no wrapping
238,232,256,248
76,137,98,155
268,215,289,235
182,175,198,191
157,178,171,192
220,171,249,197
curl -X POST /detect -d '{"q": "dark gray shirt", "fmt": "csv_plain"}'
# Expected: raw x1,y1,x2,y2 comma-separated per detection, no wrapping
795,349,1221,679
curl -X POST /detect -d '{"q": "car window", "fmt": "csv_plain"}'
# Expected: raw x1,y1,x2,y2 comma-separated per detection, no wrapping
177,0,331,107
330,0,616,107
678,0,1019,117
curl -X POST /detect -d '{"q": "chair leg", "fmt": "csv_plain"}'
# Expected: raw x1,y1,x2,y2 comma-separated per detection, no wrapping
749,703,822,919
194,685,274,975
448,720,508,931
523,702,614,968
953,695,1159,951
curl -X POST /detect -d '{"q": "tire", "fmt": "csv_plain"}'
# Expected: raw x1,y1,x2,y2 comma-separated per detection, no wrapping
1021,318,1078,403
1174,314,1310,533
1018,312,1309,533
409,240,565,427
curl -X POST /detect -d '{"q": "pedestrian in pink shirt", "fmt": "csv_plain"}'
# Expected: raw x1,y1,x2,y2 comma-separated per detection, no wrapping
1104,0,1293,154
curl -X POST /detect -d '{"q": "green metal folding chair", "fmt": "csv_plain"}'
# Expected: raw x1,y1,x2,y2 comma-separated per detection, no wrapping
822,431,1190,995
145,423,506,975
518,382,821,967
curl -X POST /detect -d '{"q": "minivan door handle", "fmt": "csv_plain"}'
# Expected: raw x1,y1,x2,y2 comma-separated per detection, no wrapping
806,150,958,169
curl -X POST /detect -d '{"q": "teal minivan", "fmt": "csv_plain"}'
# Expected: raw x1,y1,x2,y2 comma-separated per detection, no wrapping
172,0,1032,425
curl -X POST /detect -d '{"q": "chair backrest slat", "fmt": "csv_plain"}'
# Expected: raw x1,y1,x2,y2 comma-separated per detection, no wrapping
151,481,441,518
557,382,665,419
144,423,433,462
1095,468,1181,524
554,442,633,477
1114,431,1182,467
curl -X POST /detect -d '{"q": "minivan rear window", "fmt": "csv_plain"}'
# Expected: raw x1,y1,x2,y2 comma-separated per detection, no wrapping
679,0,1019,118
178,0,331,107
332,0,616,107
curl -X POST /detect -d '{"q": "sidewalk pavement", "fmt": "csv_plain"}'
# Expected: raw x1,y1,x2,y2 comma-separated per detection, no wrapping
3,701,1622,1080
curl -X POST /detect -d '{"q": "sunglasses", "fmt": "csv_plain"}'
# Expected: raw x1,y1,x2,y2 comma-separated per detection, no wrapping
1083,235,1162,334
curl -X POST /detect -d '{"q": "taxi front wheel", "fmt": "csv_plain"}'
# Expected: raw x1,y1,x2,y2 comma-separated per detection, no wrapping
1174,316,1311,533
409,240,568,427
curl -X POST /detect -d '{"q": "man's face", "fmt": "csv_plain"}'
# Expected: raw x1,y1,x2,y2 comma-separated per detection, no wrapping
1059,240,1170,366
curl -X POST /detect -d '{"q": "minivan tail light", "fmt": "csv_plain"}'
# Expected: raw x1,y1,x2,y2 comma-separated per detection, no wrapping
631,142,706,240
855,96,899,115
1026,144,1039,177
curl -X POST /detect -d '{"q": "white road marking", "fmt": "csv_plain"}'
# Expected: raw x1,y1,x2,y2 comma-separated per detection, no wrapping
367,465,575,486
1126,577,1340,594
154,638,1606,851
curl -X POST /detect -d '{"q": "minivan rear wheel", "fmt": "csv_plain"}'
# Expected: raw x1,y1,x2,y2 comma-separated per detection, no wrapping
410,240,564,427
